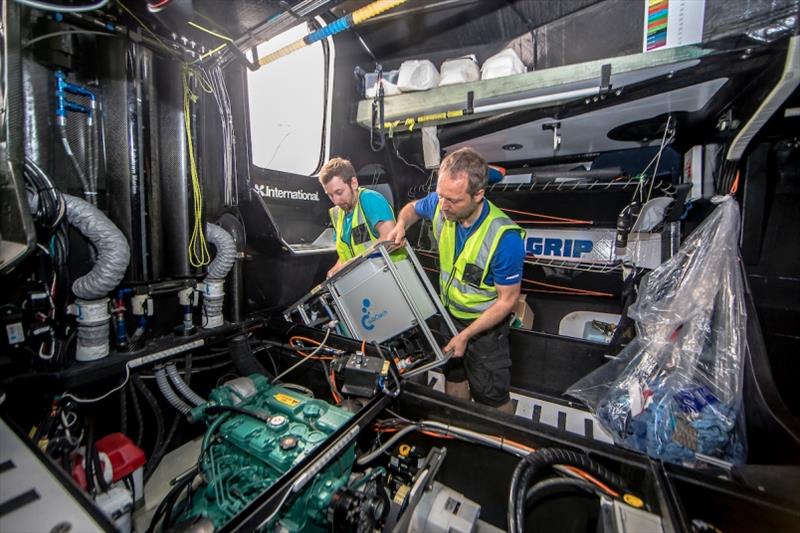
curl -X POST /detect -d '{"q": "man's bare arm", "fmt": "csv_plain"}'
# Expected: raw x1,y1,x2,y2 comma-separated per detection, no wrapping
375,219,396,241
387,201,421,246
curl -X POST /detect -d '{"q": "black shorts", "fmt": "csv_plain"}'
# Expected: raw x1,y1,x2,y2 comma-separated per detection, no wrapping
439,317,512,407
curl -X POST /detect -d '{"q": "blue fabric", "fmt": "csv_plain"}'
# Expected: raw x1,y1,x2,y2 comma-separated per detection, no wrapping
596,383,745,465
334,189,395,244
415,192,524,286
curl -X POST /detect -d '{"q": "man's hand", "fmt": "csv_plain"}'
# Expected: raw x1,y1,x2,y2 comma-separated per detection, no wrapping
386,224,406,247
443,331,470,358
327,261,344,279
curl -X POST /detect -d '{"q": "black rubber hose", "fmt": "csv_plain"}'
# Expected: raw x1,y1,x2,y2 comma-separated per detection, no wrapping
508,448,626,533
133,375,165,483
229,335,268,377
91,438,110,493
524,477,601,508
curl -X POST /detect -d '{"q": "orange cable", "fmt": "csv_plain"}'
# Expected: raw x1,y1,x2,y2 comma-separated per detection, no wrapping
501,207,593,225
563,466,621,498
288,336,335,360
729,170,740,194
513,220,591,225
522,277,614,298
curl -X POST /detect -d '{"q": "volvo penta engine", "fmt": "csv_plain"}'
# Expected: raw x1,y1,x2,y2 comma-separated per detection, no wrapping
176,375,355,531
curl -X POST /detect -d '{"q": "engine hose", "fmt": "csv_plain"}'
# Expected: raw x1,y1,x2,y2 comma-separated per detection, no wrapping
59,125,93,203
166,363,206,406
154,368,192,415
132,375,165,483
229,335,268,377
508,448,626,533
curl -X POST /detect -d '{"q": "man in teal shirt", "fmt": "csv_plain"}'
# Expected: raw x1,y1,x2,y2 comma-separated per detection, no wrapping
319,157,396,278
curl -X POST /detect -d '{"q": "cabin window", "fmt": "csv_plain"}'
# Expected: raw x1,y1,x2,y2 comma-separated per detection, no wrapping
247,21,330,175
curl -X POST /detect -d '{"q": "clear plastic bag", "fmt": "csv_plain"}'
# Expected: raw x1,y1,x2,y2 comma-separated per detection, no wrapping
567,197,748,464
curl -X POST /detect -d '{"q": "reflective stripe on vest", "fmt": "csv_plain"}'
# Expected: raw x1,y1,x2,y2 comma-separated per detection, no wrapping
330,187,376,262
432,200,524,319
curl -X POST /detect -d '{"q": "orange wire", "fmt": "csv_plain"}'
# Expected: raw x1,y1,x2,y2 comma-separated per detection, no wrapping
729,170,740,194
420,263,612,298
288,336,335,360
513,220,592,225
522,277,614,298
373,425,619,497
563,466,621,498
501,207,593,225
329,366,342,404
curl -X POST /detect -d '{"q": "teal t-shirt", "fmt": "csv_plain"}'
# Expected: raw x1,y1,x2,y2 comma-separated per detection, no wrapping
333,189,395,243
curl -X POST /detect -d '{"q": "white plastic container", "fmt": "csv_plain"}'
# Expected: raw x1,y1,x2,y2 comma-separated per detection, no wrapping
397,59,440,92
481,48,526,80
364,69,401,98
439,55,480,86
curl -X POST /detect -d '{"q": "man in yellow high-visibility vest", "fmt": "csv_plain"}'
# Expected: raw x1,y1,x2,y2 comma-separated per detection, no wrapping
319,157,396,278
388,148,524,413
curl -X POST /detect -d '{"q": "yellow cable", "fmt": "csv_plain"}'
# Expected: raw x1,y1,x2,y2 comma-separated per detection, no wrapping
182,67,211,267
188,21,234,43
258,38,306,66
351,0,407,25
194,43,227,63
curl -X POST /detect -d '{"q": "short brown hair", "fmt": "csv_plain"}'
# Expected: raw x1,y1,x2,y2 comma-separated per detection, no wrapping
438,147,487,195
319,157,356,186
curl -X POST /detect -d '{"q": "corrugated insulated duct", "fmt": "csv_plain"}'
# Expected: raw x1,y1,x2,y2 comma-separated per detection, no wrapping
64,194,130,299
205,223,236,280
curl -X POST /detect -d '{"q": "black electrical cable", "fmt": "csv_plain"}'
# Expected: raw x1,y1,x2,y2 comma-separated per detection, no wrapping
508,448,626,533
127,382,144,448
144,466,198,533
119,382,127,436
202,404,269,423
84,419,96,494
133,375,165,483
373,341,401,396
91,437,111,493
147,414,181,479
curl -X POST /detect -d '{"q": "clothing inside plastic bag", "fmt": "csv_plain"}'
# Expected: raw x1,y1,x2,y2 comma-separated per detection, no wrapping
567,197,748,465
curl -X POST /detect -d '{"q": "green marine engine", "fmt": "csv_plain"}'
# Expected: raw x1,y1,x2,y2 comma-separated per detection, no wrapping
175,374,355,532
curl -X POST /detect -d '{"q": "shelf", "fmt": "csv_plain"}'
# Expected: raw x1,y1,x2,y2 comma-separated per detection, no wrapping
356,44,710,131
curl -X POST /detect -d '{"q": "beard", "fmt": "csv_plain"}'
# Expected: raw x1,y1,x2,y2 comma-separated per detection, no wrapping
443,200,480,223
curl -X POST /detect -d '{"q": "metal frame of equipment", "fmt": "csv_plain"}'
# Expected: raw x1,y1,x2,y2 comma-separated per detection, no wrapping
284,241,457,378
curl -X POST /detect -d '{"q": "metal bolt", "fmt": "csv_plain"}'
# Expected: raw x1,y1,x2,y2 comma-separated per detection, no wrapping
615,89,622,96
